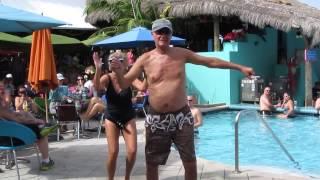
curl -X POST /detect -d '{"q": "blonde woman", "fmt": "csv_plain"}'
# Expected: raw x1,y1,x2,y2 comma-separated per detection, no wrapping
15,85,36,113
93,51,146,180
276,92,295,119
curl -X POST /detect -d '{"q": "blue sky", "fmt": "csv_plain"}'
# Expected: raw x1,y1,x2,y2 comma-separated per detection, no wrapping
298,0,320,9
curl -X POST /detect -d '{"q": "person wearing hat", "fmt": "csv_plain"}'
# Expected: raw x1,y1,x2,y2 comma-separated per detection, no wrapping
48,73,70,114
4,73,15,97
108,18,255,180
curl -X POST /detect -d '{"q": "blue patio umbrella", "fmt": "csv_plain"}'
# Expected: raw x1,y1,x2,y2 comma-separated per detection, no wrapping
95,27,185,48
0,4,65,32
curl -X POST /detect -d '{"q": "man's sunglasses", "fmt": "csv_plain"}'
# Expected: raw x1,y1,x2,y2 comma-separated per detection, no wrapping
154,28,171,35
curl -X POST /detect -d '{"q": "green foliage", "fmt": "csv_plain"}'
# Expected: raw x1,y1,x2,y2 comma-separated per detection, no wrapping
85,0,160,37
159,2,172,18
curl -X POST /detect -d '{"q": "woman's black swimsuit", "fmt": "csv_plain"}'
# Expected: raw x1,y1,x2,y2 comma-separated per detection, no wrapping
104,75,135,129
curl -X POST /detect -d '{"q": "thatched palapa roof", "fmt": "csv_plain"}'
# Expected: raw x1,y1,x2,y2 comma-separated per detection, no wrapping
153,0,320,47
85,0,120,26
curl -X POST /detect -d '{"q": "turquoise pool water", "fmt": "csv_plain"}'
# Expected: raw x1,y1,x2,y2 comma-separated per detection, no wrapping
195,110,320,176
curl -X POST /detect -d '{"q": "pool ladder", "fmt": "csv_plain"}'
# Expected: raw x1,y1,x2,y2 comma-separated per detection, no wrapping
234,110,300,173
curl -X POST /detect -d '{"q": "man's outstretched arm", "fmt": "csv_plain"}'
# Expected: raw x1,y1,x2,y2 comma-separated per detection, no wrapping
185,48,255,77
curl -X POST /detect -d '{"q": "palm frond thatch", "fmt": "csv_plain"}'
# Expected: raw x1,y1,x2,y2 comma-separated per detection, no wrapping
85,0,121,25
152,0,320,47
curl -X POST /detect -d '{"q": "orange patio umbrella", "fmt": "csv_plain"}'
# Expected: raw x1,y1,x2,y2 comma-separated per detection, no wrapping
28,28,58,122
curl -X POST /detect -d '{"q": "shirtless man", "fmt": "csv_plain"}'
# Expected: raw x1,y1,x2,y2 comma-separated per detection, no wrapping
259,86,275,115
187,95,202,132
108,18,254,180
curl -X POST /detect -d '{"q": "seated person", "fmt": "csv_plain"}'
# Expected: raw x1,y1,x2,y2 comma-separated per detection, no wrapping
15,85,38,113
315,97,320,115
1,84,13,110
275,92,295,119
78,97,106,121
187,95,202,133
69,75,90,99
49,73,70,114
259,86,276,115
0,80,57,171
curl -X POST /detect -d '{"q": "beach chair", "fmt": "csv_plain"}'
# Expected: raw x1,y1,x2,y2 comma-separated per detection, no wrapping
0,120,40,180
132,95,148,118
55,104,80,141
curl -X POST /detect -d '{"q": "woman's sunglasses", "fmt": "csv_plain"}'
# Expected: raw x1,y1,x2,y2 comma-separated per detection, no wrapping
108,57,124,63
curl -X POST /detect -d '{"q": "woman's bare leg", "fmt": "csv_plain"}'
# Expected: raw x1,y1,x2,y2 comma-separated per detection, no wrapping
122,119,137,180
80,97,105,120
105,120,120,180
85,103,105,120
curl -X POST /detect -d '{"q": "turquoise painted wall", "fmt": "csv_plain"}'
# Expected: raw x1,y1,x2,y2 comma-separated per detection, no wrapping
229,29,278,103
286,31,305,58
186,28,278,104
285,31,320,106
186,52,231,104
186,27,320,106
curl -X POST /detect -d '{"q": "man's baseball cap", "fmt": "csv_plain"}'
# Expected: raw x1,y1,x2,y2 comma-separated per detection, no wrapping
5,73,13,78
56,73,65,80
152,18,173,33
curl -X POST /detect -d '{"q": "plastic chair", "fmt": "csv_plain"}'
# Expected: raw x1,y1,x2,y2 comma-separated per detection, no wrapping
80,113,105,139
132,95,148,118
55,104,80,141
0,120,40,180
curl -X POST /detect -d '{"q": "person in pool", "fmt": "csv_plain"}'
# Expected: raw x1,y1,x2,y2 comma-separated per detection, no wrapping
259,86,277,115
187,95,202,133
276,92,295,119
314,96,320,116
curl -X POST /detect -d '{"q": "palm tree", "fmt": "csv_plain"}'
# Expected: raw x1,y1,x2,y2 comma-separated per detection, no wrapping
84,0,158,38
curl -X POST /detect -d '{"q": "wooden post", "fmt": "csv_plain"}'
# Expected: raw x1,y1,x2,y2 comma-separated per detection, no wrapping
213,16,220,51
305,61,312,106
45,92,49,123
304,37,313,106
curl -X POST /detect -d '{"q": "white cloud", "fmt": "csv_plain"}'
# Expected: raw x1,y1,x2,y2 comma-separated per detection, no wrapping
298,0,320,9
0,0,95,29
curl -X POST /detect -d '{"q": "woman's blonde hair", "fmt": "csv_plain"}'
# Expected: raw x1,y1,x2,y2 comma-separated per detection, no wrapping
108,51,127,62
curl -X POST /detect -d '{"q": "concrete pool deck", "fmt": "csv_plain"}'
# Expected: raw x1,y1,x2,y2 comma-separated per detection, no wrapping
0,111,316,180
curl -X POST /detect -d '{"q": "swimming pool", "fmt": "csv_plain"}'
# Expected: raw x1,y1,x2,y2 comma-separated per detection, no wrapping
195,110,320,176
